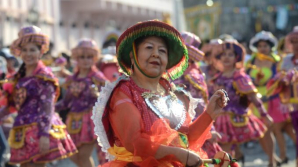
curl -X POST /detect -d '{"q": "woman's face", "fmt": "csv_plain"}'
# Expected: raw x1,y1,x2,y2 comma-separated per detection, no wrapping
76,53,96,70
20,43,42,66
133,36,168,77
257,41,271,55
219,49,236,69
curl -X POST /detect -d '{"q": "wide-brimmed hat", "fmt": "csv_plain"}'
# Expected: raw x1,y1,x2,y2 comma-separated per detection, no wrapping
249,31,278,52
10,26,49,56
216,41,245,63
116,20,188,80
181,32,204,62
71,39,100,58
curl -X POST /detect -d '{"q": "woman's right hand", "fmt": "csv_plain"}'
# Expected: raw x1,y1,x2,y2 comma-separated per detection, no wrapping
206,89,228,120
177,148,202,167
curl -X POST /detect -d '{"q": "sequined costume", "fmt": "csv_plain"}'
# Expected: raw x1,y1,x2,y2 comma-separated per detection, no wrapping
92,20,213,167
0,61,77,164
173,32,222,158
211,41,267,144
0,26,77,165
280,26,298,156
246,31,290,122
210,69,267,143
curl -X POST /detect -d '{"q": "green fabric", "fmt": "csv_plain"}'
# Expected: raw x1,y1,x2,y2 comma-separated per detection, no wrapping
179,133,189,147
214,159,221,164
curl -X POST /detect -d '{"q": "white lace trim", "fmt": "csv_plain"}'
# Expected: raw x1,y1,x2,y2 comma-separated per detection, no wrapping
91,75,128,161
175,87,203,119
91,77,201,160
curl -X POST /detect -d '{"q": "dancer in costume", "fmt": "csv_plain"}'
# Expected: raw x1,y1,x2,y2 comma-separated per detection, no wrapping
173,32,222,158
53,56,72,123
210,41,274,166
201,39,223,83
246,31,294,165
56,39,108,167
280,26,298,166
0,26,77,166
92,20,229,167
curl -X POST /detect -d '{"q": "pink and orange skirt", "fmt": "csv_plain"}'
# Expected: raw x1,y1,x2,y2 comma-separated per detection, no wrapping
8,117,77,164
214,112,267,144
66,110,97,147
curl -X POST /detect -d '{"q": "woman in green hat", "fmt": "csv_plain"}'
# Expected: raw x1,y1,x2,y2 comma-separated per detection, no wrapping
92,20,228,167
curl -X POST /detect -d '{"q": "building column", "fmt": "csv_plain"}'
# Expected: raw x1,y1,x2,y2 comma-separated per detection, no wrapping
51,0,61,56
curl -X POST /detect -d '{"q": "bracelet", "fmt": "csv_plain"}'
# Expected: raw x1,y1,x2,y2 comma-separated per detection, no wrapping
186,150,190,166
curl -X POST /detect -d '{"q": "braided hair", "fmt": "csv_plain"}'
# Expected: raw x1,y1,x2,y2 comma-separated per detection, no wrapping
14,63,26,81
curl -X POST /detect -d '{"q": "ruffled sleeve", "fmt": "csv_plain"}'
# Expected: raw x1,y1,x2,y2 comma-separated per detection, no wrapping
109,88,160,159
233,70,258,95
38,80,55,137
184,69,208,103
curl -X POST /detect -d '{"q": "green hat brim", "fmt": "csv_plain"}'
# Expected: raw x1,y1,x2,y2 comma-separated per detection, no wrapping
116,20,188,80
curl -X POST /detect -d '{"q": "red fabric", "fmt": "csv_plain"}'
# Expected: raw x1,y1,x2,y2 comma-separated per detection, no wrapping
102,78,213,166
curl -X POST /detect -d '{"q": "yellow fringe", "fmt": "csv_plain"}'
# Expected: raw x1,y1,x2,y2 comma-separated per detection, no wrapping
184,74,208,103
232,81,258,95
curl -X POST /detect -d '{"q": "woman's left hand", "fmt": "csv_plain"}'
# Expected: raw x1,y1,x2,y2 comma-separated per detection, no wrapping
39,136,50,154
206,89,229,120
209,131,222,143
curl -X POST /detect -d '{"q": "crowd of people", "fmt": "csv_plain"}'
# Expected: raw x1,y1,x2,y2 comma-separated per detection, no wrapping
0,20,297,167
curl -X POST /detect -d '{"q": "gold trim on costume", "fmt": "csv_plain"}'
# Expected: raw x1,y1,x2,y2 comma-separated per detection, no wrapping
66,112,84,134
232,81,258,95
8,123,68,149
228,112,250,127
184,74,208,103
8,126,27,149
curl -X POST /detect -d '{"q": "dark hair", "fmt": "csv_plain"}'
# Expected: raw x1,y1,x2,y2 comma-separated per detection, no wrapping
216,50,238,60
14,43,42,81
239,95,250,107
14,63,26,81
254,40,274,48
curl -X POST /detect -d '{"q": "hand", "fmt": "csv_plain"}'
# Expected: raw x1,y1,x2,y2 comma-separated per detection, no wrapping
39,136,50,154
209,131,222,143
262,115,273,128
178,84,187,89
90,84,100,98
206,89,229,120
178,148,202,167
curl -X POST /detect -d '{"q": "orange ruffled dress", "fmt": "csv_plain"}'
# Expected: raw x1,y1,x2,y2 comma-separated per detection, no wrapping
92,76,214,167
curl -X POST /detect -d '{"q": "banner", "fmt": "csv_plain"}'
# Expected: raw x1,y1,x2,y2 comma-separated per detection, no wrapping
223,3,298,14
184,2,220,40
